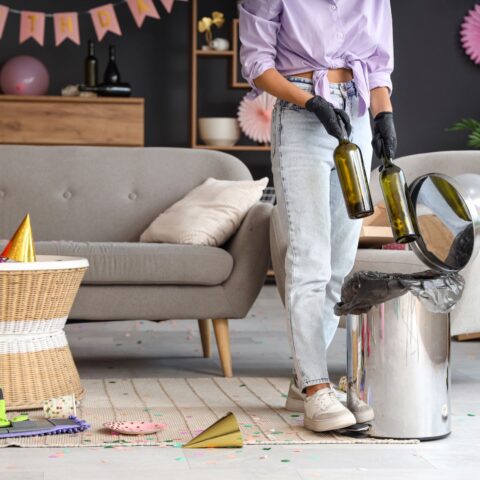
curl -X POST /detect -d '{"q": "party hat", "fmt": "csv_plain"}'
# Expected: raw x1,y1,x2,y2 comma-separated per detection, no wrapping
183,412,243,448
1,214,36,262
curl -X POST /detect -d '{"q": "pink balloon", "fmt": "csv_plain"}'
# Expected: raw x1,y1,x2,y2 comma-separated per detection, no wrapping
0,55,49,95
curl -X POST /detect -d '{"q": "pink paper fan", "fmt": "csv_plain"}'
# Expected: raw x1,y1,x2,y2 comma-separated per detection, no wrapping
461,4,480,64
238,92,276,144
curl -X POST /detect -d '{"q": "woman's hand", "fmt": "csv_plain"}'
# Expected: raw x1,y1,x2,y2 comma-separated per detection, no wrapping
305,96,352,141
372,112,397,159
370,87,397,159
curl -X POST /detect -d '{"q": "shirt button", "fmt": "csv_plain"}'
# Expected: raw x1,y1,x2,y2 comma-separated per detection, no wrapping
63,191,72,199
336,32,344,40
128,192,137,200
331,4,337,10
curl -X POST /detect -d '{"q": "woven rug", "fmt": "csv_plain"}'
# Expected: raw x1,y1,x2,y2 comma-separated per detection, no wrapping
0,377,418,447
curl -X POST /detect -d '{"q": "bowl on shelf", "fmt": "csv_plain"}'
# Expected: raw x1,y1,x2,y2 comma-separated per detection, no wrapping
198,117,240,147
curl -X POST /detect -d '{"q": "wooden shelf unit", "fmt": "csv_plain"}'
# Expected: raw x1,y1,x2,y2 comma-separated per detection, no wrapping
190,0,270,153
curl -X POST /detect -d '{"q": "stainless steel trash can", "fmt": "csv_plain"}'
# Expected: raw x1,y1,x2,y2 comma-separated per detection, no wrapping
347,295,450,439
345,173,480,440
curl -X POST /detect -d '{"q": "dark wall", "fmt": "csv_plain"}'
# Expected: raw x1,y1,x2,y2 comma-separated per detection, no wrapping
0,1,478,177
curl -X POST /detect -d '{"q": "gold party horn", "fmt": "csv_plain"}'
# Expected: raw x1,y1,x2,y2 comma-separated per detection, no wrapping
183,412,243,448
1,213,36,262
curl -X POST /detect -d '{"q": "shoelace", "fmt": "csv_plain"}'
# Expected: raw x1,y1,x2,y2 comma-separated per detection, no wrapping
312,390,337,411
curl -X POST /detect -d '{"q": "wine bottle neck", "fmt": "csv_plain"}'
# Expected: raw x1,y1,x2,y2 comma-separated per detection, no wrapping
382,155,394,167
88,41,95,56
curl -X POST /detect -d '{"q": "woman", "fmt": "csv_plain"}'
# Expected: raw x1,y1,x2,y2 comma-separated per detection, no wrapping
239,0,397,432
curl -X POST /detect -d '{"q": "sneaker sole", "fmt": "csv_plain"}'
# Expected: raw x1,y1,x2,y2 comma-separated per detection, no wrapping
285,397,374,425
304,411,356,433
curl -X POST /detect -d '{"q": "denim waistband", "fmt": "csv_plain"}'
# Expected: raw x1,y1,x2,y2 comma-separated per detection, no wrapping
285,76,357,96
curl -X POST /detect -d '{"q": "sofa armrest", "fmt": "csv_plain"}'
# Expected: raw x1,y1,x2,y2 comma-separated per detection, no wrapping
222,202,273,318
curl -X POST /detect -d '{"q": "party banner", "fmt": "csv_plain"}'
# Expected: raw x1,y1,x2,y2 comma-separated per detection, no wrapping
127,0,160,28
19,10,45,46
53,12,80,46
0,0,184,46
160,0,175,14
0,5,8,39
90,4,122,41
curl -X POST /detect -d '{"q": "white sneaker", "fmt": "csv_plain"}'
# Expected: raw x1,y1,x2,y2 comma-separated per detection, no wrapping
304,388,356,432
285,378,374,424
347,390,375,424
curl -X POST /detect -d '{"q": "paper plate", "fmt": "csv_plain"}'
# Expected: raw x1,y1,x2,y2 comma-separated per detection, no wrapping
103,421,166,435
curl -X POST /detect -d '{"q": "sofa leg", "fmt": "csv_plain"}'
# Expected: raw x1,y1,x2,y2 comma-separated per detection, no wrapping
212,318,233,377
197,319,212,358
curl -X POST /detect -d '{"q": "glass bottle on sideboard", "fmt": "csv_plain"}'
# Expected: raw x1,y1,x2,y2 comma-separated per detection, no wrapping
84,39,98,87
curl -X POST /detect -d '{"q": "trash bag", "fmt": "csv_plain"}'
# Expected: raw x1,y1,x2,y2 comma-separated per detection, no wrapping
334,270,465,316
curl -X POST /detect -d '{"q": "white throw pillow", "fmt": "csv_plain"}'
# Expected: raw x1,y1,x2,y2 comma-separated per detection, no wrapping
140,177,269,246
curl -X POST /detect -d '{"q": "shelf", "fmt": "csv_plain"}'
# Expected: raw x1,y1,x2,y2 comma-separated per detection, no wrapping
196,49,234,56
194,144,271,152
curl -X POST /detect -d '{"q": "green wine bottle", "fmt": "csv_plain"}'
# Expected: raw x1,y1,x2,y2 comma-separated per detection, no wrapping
333,139,374,219
379,156,418,244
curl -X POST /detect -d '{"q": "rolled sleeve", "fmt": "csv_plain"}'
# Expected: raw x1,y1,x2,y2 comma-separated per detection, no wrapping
239,0,282,96
367,1,394,94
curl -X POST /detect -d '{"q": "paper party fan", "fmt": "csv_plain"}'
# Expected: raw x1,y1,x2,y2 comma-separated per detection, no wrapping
461,4,480,64
237,92,276,144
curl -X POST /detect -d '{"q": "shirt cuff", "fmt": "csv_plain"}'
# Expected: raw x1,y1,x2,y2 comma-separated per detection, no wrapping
368,72,393,95
246,60,276,97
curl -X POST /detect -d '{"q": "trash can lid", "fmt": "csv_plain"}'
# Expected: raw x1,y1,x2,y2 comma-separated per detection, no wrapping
409,173,479,273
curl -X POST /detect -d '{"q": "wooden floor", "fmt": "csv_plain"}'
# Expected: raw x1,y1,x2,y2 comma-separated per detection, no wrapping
1,286,479,479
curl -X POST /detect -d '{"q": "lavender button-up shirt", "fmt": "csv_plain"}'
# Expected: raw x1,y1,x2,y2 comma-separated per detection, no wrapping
239,0,394,116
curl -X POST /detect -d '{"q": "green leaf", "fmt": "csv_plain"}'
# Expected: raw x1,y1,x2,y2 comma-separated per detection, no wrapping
448,118,480,132
467,130,480,149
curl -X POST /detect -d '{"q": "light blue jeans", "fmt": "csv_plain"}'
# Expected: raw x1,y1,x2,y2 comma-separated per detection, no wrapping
271,77,373,392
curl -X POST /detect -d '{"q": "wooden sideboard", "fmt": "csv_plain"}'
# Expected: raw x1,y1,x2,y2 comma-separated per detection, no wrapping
0,95,145,146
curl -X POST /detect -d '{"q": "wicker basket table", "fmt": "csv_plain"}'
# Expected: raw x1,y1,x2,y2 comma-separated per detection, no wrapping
0,255,88,410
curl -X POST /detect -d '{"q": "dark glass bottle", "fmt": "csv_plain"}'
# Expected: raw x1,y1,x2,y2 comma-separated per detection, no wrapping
333,139,374,219
379,156,418,243
84,39,98,87
103,45,121,84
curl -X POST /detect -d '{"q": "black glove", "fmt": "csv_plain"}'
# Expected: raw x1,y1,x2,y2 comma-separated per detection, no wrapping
372,111,397,159
305,95,352,141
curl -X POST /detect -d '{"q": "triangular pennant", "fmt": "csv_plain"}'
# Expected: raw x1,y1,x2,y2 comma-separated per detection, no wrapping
19,11,45,46
126,0,160,28
53,12,80,46
0,5,8,39
89,4,122,41
160,0,175,14
183,412,243,448
1,214,36,262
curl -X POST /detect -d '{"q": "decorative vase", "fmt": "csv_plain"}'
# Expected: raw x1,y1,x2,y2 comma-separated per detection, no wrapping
198,117,240,147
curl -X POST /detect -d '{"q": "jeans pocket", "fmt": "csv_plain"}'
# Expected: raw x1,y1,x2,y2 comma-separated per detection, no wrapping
278,99,303,112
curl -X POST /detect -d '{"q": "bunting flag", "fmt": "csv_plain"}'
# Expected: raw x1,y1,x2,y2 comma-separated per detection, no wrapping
160,0,175,14
90,4,122,41
126,0,160,28
0,0,184,46
0,5,8,39
53,12,80,46
19,11,45,46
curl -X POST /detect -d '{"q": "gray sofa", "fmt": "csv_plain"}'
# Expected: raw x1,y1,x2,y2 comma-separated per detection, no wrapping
271,150,480,336
0,145,273,377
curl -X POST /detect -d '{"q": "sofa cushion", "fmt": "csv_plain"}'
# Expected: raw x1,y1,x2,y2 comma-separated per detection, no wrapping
26,241,234,286
354,249,426,274
140,177,268,246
